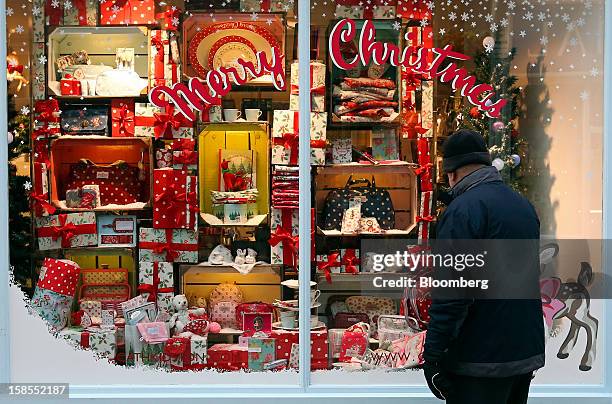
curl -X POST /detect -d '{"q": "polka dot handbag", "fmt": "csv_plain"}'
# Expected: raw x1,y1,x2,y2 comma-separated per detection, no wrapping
322,176,395,231
65,159,145,206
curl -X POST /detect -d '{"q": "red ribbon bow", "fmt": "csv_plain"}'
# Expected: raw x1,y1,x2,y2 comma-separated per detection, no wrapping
137,262,174,304
112,104,135,136
33,140,51,167
153,107,183,139
414,163,433,176
274,131,300,165
30,192,57,215
50,214,79,248
151,35,169,57
318,252,342,283
269,226,299,268
416,215,435,223
7,64,24,74
341,249,360,275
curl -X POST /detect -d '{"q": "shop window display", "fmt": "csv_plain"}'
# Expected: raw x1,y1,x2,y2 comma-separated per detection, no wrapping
2,0,607,392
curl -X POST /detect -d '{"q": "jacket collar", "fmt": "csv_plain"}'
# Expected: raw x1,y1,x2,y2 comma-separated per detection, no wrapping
451,166,502,199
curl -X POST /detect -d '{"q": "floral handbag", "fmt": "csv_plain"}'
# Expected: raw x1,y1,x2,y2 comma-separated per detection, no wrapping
322,176,395,231
65,159,145,206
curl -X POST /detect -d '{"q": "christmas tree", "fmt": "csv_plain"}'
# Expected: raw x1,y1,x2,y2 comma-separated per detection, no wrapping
457,37,527,194
7,86,34,292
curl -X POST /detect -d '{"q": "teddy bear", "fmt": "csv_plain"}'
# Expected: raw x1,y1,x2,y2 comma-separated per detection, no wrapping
168,294,190,335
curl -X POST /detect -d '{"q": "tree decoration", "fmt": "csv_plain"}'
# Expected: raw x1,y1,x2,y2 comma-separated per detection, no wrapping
7,92,33,292
457,38,527,193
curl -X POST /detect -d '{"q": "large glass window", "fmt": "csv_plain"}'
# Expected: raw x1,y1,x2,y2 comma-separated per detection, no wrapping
308,0,606,387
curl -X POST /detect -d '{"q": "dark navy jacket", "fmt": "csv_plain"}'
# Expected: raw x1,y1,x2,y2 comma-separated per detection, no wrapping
423,166,545,377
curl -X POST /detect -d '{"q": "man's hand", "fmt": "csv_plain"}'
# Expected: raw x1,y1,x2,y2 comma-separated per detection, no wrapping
423,362,453,400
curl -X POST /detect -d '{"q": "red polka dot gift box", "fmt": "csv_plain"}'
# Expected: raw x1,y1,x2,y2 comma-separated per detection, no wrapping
153,168,198,229
36,258,81,297
271,328,330,370
30,258,81,331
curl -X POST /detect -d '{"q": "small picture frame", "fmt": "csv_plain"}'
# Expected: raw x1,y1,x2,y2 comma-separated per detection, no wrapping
242,312,273,335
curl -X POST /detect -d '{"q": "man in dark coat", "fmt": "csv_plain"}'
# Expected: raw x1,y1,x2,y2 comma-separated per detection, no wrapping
423,129,545,403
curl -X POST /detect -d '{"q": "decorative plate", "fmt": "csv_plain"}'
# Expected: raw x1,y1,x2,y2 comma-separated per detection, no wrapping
188,21,281,81
208,36,258,72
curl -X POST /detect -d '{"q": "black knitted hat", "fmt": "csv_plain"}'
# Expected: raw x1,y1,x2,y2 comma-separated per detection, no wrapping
442,129,491,173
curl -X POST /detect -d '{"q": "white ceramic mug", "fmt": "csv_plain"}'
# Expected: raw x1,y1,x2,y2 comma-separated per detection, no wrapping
310,289,321,305
223,109,241,122
245,108,263,121
280,310,296,328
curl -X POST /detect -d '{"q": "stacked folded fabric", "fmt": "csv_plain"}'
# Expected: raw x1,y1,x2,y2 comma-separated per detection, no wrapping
210,189,258,204
333,78,398,121
272,166,299,208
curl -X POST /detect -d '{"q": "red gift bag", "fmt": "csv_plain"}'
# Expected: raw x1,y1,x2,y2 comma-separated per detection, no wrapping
339,322,370,362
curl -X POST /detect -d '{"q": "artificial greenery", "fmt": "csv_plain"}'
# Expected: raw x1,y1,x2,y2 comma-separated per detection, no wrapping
457,42,528,194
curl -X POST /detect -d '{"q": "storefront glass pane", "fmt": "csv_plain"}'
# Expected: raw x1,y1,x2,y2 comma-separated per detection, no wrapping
6,0,302,384
309,0,605,386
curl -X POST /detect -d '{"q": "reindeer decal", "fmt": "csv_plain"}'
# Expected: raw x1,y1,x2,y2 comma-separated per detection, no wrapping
540,243,599,371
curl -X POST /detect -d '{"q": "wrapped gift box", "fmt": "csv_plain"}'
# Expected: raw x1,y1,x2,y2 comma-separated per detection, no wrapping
269,208,298,267
33,99,61,133
417,190,434,242
153,168,198,229
206,344,248,371
224,203,248,224
289,61,326,112
328,328,344,358
111,99,135,137
30,258,80,330
138,261,174,315
97,215,137,247
63,0,98,26
421,81,434,137
172,139,197,170
139,228,198,263
335,0,396,19
271,329,329,369
32,43,47,101
135,103,193,139
165,336,208,371
33,0,45,42
32,162,55,217
65,185,100,209
272,110,326,166
80,300,102,319
316,252,342,282
35,212,97,250
60,75,82,96
59,327,117,358
149,30,180,85
372,128,399,161
248,338,276,371
156,146,173,169
331,138,352,164
100,0,156,25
